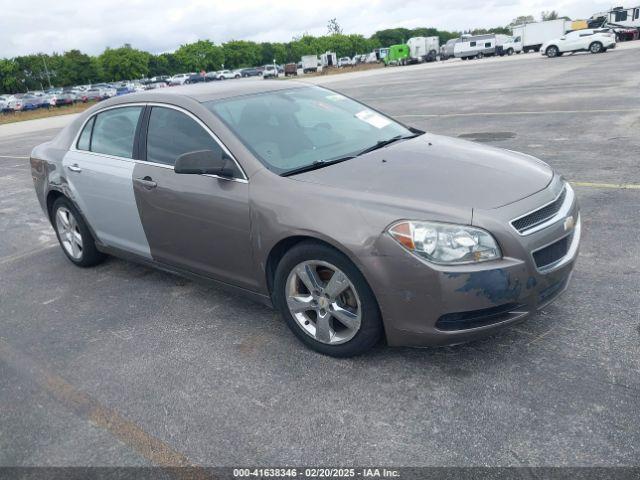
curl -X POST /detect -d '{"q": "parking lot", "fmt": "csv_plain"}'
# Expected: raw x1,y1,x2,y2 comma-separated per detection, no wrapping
1,45,639,468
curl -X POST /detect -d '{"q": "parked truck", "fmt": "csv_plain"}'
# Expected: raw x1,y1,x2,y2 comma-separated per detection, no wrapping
511,19,572,53
407,36,439,62
301,55,319,74
384,44,410,65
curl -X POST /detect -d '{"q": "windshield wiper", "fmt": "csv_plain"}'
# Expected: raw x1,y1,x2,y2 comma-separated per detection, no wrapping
281,155,357,177
355,131,424,157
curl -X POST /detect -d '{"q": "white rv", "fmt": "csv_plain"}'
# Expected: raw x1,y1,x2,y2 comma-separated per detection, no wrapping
511,19,572,52
591,6,640,29
454,34,500,59
406,36,440,62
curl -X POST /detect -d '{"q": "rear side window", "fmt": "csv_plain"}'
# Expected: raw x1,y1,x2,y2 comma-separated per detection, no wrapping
470,41,476,47
90,106,142,158
145,106,226,168
76,116,95,151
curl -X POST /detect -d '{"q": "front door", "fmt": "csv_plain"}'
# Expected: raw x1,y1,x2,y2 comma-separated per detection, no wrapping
132,105,256,290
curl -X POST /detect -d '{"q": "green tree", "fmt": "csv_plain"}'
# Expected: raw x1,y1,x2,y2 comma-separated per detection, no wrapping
174,40,224,72
541,10,559,21
99,44,150,81
0,59,23,93
509,15,535,26
222,40,261,69
51,50,99,86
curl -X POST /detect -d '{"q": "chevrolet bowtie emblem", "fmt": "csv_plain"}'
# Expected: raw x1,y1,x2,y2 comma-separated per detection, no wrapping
564,216,575,231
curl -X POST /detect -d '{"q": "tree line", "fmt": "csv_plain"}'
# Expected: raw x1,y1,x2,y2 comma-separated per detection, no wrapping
0,20,535,94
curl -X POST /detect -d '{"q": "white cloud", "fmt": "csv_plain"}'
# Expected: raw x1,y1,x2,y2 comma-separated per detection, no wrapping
0,0,615,58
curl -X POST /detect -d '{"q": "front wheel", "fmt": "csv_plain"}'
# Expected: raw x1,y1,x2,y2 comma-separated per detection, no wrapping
546,45,559,58
273,242,383,357
507,48,514,56
590,42,603,53
51,197,105,267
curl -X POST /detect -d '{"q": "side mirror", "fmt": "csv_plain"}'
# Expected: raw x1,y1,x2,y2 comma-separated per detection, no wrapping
174,150,234,177
560,36,566,40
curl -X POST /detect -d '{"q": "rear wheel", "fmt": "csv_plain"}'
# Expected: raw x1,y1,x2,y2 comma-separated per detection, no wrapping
589,41,603,53
273,242,383,357
51,197,105,267
546,45,559,58
476,52,484,59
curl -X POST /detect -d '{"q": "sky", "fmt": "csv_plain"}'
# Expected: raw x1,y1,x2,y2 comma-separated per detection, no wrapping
1,0,616,58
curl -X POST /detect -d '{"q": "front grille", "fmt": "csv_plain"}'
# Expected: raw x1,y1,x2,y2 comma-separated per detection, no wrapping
533,236,569,269
512,187,566,234
436,303,525,331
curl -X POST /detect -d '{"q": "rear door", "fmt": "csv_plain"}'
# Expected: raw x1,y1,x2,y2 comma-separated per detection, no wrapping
63,105,151,258
132,105,256,290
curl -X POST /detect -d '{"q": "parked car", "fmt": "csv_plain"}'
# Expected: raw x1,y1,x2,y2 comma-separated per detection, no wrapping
239,68,261,77
0,95,11,111
541,28,616,57
20,94,45,110
215,70,240,80
84,88,106,102
50,92,75,106
150,75,171,83
31,82,580,357
262,64,279,78
338,56,352,67
169,74,192,86
186,73,206,84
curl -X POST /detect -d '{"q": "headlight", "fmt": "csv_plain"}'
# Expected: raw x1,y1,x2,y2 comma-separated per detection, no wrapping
388,220,501,265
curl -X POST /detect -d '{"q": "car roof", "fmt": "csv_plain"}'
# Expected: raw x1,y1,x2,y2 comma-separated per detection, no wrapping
99,79,311,105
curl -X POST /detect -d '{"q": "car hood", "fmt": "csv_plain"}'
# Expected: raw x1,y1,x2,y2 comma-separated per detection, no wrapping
292,133,553,210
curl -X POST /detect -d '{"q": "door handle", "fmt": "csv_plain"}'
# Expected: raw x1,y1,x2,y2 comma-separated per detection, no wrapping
67,164,82,173
134,176,157,189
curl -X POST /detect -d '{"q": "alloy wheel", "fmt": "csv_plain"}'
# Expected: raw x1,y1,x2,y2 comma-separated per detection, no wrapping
285,260,362,345
55,207,83,260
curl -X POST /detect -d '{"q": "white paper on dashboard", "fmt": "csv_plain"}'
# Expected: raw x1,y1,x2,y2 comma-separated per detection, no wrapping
355,110,391,129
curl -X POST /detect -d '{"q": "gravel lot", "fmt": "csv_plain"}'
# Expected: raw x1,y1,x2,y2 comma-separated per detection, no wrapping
1,45,639,468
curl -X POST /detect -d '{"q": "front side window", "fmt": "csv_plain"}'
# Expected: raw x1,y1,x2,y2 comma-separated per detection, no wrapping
206,86,413,175
146,106,228,169
90,107,142,158
615,10,628,21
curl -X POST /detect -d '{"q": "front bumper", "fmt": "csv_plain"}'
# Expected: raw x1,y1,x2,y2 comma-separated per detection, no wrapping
361,177,580,347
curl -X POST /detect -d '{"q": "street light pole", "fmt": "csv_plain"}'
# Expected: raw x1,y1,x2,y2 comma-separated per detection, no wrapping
41,55,52,89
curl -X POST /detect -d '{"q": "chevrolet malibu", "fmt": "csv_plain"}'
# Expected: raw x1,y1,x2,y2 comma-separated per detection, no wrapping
30,82,580,356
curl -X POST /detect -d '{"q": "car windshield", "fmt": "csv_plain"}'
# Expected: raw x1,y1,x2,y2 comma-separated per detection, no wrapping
206,86,414,175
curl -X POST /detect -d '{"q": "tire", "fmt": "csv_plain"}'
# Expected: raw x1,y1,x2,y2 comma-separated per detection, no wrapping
273,241,383,357
546,45,559,58
507,48,514,56
476,52,484,59
51,196,105,267
589,42,603,54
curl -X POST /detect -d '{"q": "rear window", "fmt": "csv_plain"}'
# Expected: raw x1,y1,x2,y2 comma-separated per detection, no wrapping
80,107,142,158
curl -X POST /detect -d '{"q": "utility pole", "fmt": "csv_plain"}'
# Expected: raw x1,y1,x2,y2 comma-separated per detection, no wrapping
41,55,52,89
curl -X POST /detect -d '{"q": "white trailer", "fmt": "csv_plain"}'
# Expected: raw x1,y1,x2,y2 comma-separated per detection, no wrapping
453,34,499,59
407,36,440,62
511,19,572,53
320,51,337,68
301,55,319,74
